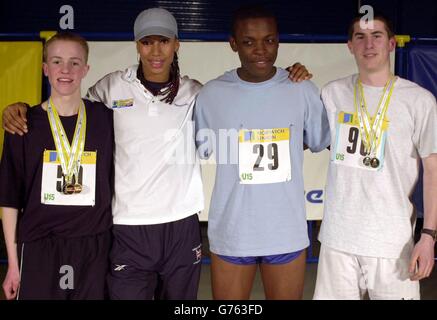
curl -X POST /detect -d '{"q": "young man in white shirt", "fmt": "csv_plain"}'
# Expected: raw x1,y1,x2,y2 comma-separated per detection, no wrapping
315,13,437,300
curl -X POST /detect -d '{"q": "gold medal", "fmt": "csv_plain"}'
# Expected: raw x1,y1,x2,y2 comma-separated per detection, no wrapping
73,183,83,194
63,183,75,195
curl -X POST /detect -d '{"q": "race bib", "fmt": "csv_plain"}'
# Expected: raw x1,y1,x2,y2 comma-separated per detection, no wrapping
333,112,387,171
238,128,291,184
41,150,97,206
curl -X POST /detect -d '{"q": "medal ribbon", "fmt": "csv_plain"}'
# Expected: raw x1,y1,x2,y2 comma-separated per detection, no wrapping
354,76,396,157
47,98,87,185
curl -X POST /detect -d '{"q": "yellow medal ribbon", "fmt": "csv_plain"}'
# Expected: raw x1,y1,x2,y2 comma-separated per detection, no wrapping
47,98,87,188
354,76,396,157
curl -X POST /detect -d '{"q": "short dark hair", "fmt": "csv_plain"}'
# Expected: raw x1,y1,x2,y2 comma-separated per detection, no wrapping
231,5,277,36
43,32,89,63
348,13,395,40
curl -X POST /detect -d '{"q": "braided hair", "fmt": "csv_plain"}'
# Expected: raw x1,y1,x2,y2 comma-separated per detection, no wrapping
160,52,180,104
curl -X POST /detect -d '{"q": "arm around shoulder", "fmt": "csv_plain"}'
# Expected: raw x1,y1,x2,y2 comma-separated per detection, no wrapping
2,102,30,136
302,81,331,152
85,71,125,107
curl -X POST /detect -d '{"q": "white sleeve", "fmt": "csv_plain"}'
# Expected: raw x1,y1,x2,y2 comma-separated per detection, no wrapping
413,90,437,158
85,74,115,109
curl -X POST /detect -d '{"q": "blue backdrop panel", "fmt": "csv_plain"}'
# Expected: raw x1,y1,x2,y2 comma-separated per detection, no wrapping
406,44,437,216
407,45,437,97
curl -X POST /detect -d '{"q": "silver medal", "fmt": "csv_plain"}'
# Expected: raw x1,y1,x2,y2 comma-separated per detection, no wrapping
363,156,372,167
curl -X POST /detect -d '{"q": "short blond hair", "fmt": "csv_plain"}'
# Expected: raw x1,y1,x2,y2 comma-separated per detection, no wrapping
43,32,89,63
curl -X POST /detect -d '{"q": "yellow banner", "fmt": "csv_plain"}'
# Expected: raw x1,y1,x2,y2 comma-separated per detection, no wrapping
0,41,42,147
0,41,43,219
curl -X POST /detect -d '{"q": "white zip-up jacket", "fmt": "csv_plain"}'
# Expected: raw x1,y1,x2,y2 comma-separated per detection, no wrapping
87,65,204,225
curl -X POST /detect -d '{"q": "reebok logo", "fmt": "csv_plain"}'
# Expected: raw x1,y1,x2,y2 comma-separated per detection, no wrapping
114,264,128,271
192,244,202,265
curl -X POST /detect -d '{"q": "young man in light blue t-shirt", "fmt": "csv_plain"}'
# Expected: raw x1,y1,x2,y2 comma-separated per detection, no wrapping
194,5,330,300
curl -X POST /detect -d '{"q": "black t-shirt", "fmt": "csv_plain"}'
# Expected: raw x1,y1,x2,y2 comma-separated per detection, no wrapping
0,99,114,243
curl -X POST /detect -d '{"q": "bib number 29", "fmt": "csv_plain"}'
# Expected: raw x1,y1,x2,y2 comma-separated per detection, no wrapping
253,143,279,171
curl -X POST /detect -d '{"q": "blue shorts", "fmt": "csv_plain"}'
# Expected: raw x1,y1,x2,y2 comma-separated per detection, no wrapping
217,249,304,265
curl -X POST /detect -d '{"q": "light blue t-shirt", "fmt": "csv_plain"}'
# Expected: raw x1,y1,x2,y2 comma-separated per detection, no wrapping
194,68,330,256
